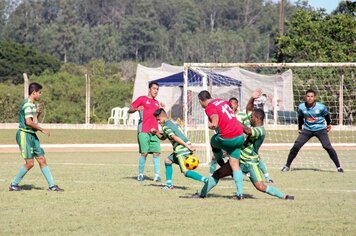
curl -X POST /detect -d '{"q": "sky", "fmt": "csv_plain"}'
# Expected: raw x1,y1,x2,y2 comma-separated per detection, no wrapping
299,0,342,13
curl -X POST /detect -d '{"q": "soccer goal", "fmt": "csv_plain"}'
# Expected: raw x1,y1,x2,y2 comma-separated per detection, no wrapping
182,63,356,170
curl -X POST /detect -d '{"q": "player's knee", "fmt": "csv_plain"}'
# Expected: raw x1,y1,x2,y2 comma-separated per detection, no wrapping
165,159,172,165
25,162,34,170
254,182,267,192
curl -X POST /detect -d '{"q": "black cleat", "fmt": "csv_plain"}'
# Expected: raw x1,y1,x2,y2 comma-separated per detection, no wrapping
337,167,344,173
232,194,244,200
9,184,21,191
266,179,274,183
284,195,294,200
48,185,64,192
191,192,205,199
281,166,290,172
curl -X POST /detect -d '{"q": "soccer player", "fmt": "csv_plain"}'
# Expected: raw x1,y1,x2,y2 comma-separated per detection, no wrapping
198,90,245,199
128,81,162,182
9,82,63,192
152,108,207,189
193,108,294,200
229,97,250,127
281,89,343,172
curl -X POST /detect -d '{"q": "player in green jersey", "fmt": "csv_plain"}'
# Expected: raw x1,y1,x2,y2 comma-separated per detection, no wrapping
9,82,63,192
193,90,293,200
152,108,207,190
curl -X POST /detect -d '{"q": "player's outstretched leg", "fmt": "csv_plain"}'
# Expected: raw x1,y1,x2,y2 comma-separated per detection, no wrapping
258,158,273,182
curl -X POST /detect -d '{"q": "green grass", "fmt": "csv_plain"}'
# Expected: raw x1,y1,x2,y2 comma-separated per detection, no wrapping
1,152,356,235
1,129,355,144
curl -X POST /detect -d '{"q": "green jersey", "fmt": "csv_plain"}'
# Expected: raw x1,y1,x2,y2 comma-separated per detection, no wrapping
236,110,251,127
240,126,265,163
161,120,190,150
18,98,37,133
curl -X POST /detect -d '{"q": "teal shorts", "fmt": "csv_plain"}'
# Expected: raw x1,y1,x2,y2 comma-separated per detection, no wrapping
241,162,263,183
138,132,161,154
167,145,191,173
211,133,244,159
16,130,45,159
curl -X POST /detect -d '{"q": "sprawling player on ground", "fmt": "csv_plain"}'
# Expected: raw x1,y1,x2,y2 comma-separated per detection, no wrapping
198,90,245,199
128,81,162,182
281,89,344,172
152,108,207,190
192,106,294,200
9,82,63,192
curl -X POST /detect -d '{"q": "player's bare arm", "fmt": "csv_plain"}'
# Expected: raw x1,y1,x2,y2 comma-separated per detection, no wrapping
246,88,262,112
128,105,144,113
171,134,195,152
208,114,218,130
25,117,50,136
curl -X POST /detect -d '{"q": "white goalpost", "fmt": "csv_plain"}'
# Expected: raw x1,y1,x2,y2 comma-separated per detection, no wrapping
182,62,356,169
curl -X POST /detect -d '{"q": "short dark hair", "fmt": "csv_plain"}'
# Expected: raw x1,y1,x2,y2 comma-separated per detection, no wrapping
305,89,316,96
153,108,166,117
149,81,159,89
229,97,238,103
29,82,42,95
198,90,212,101
253,108,265,121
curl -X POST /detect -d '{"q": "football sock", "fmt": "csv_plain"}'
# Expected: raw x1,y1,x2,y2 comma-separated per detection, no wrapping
138,155,146,174
153,156,160,176
233,170,243,195
209,160,217,175
165,163,173,186
258,159,270,180
185,170,207,182
200,176,218,197
266,185,285,199
12,166,28,185
41,166,55,187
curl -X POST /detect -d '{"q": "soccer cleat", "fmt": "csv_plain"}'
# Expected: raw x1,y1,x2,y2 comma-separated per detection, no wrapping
191,192,204,199
153,176,161,182
284,195,294,200
281,166,290,172
337,167,344,173
48,185,64,192
137,174,144,181
266,178,274,183
8,184,21,191
232,194,244,200
161,185,174,190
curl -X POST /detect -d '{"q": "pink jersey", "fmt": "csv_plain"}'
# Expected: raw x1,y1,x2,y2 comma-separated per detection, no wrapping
131,96,160,133
205,98,243,138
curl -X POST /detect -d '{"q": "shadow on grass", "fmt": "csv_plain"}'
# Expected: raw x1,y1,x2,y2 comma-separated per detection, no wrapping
145,183,189,190
20,184,45,191
290,168,334,172
179,193,255,199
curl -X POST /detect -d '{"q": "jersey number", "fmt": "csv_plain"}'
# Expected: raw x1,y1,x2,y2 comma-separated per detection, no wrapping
221,104,235,120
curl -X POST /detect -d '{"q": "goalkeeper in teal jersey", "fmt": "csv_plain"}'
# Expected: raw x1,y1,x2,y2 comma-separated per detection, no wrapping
194,109,294,200
152,108,207,190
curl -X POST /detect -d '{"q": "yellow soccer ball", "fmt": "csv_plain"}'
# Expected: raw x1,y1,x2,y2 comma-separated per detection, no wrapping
184,155,199,170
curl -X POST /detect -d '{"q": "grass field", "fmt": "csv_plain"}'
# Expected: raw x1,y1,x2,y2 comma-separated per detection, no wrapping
1,151,356,235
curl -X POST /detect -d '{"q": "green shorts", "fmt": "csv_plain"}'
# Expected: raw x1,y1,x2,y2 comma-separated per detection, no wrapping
167,145,191,173
16,130,45,159
211,133,244,159
138,132,161,154
241,162,263,183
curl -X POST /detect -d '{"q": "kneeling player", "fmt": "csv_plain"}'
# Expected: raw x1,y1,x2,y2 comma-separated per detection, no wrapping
194,109,294,200
153,108,207,190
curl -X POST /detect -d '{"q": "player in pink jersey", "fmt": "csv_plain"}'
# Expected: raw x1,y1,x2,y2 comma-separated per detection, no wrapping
129,81,161,182
198,90,245,200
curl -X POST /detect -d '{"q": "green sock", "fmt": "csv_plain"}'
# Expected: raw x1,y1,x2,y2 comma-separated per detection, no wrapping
138,155,146,174
209,160,217,175
233,170,243,195
200,176,218,197
266,185,285,199
165,163,173,186
185,170,207,182
153,156,160,176
41,166,55,187
259,159,270,180
12,166,28,185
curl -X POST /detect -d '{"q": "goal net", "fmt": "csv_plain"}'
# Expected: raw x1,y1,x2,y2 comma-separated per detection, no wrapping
183,63,356,171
